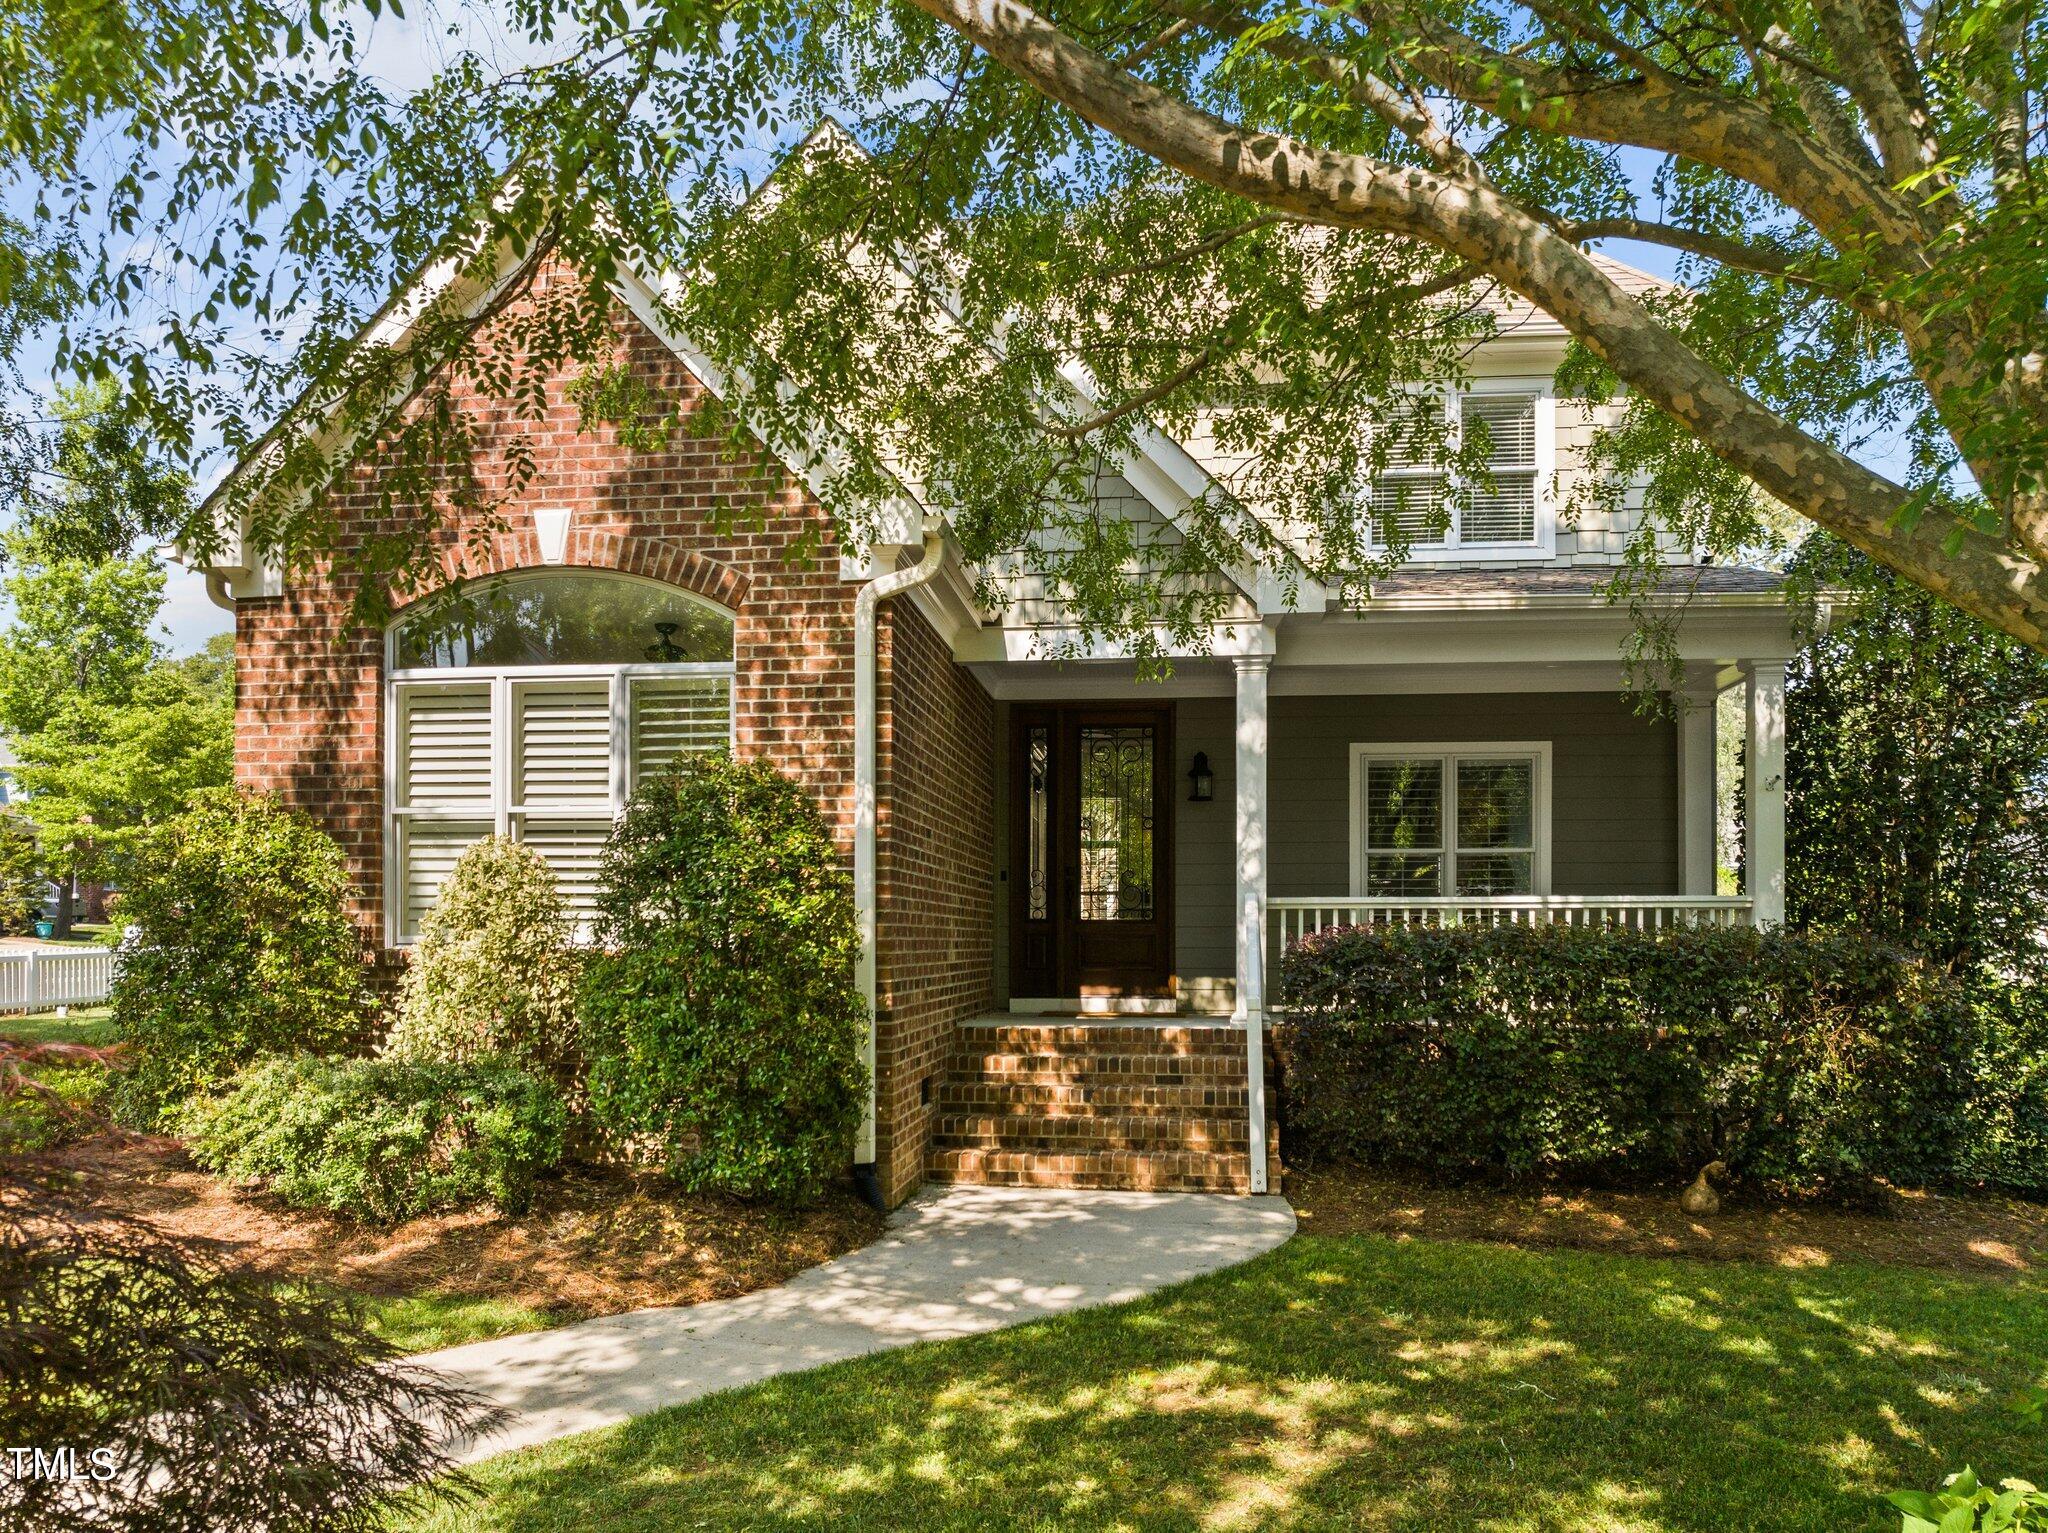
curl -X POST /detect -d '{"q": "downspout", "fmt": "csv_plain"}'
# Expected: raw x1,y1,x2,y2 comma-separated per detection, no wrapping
851,522,947,1209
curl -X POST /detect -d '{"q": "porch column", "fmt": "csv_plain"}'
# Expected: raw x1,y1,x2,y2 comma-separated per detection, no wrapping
1234,652,1272,1195
1743,660,1787,927
1676,675,1718,897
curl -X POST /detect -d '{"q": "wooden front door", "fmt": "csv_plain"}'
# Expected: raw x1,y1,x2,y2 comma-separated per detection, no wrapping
1009,705,1175,1000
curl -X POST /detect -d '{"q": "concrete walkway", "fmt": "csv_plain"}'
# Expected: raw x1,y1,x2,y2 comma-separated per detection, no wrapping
420,1183,1297,1463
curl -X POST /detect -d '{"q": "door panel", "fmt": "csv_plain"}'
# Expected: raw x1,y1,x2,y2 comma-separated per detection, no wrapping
1010,706,1174,998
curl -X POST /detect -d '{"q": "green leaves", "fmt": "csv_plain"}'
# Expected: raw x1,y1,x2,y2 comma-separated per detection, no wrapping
579,754,868,1205
1889,1468,2048,1531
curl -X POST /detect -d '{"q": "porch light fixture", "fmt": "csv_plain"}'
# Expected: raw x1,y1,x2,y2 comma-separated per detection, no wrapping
643,621,686,662
1187,751,1214,803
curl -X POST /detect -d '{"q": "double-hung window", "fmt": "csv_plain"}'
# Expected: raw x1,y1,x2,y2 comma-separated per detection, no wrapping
1350,743,1552,898
387,571,735,943
1368,386,1552,556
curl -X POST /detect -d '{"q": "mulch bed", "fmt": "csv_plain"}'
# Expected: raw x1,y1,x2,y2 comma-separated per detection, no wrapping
1285,1163,2048,1277
5,1130,886,1319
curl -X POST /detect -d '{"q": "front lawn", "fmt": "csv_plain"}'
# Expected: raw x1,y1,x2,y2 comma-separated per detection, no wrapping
392,1232,2048,1532
351,1291,558,1353
1,1007,117,1046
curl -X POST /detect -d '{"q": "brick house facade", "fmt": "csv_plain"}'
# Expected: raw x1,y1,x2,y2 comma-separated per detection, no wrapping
204,241,1803,1203
229,272,997,1207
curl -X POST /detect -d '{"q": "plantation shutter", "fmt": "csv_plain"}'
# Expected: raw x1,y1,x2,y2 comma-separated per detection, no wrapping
516,819,610,931
1460,393,1539,543
630,676,731,787
515,682,612,805
400,819,489,936
400,685,493,806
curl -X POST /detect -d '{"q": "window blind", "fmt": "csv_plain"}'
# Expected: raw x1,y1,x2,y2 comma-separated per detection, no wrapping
630,676,732,786
515,682,612,805
400,686,493,806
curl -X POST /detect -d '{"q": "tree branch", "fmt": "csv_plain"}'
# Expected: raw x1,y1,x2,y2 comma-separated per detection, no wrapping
1098,212,1294,277
894,0,2048,645
1167,0,1480,176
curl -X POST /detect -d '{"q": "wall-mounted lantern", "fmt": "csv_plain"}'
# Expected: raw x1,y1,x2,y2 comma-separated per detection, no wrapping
1187,751,1215,803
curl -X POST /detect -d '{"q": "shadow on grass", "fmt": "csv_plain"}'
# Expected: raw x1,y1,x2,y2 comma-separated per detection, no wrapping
393,1234,2048,1533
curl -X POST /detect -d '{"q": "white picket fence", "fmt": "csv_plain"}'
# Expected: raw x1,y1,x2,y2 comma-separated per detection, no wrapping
0,947,117,1014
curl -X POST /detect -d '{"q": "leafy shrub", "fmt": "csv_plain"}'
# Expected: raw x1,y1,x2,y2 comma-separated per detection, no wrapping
1953,983,2048,1195
0,1198,496,1532
580,754,867,1205
382,835,581,1087
1273,923,1985,1196
176,1055,566,1222
1891,1467,2048,1531
110,790,373,1124
0,1046,112,1153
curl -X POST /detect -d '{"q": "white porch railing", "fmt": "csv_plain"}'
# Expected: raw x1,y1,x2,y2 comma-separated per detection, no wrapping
1267,895,1754,965
0,947,117,1014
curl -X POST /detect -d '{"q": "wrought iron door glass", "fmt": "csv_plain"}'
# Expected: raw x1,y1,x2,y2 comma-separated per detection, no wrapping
1078,726,1155,920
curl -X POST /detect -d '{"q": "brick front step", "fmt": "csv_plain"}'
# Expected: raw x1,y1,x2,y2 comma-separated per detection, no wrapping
926,1147,1255,1194
959,1024,1248,1053
936,1082,1250,1114
933,1113,1253,1152
929,1020,1269,1194
949,1059,1247,1090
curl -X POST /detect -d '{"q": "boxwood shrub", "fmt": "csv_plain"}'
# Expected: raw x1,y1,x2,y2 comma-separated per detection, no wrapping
1272,923,2004,1196
382,834,582,1090
176,1055,566,1222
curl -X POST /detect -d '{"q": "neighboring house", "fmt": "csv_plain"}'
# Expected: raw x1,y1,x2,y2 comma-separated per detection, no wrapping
188,195,1801,1207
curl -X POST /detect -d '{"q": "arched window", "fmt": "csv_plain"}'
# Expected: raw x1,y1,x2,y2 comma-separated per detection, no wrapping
386,572,735,943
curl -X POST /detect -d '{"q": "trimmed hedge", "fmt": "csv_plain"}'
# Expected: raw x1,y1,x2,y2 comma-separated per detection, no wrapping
176,1055,566,1222
383,834,582,1089
1272,923,2021,1196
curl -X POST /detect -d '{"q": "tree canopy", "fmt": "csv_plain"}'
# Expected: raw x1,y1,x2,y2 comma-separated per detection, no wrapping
9,0,2048,651
0,387,231,922
1788,538,2048,983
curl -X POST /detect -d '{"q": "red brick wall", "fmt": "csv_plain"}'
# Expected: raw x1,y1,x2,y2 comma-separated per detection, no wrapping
874,599,998,1205
232,268,995,1204
234,270,861,925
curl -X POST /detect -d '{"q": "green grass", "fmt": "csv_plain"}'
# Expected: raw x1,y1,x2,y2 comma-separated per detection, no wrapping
354,1291,566,1354
389,1233,2048,1533
0,1006,117,1046
0,1057,109,1151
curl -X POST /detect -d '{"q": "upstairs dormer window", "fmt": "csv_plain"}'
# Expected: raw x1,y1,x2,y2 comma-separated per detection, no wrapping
1369,385,1553,558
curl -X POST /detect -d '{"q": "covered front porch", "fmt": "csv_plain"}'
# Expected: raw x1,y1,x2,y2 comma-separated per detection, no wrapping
960,592,1799,1193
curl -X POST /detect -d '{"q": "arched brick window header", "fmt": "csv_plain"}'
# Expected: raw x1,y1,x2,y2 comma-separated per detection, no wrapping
394,524,753,616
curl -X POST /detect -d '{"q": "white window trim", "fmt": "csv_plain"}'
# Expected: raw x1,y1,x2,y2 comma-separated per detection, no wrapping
1367,380,1556,563
383,660,736,947
1347,741,1554,898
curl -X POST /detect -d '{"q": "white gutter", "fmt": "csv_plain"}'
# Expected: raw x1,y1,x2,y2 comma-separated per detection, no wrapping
853,524,947,1177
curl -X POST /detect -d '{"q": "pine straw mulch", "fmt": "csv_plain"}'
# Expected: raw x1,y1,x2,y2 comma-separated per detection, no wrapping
3,1129,885,1320
1284,1163,2048,1278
